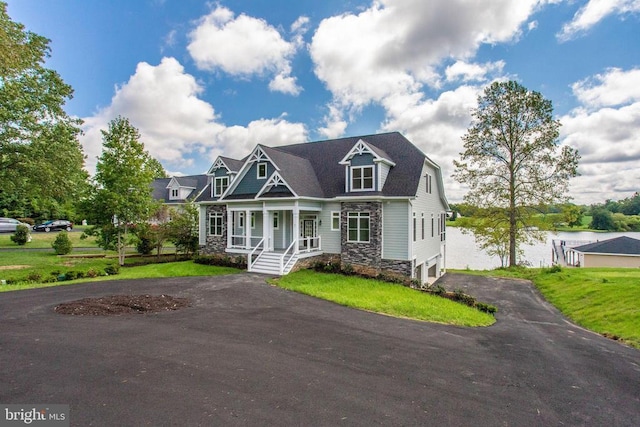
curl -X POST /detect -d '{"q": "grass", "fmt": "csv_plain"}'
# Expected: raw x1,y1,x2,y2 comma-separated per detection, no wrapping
271,270,495,327
455,267,640,348
1,257,241,292
0,229,102,249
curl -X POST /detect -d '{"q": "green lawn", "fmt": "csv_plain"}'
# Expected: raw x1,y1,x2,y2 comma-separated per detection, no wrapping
0,229,102,249
455,267,640,348
271,270,495,327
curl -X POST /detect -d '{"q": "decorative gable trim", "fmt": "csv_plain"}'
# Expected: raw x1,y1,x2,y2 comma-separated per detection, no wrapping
220,145,279,199
256,171,298,198
166,177,180,189
339,139,395,166
207,157,229,174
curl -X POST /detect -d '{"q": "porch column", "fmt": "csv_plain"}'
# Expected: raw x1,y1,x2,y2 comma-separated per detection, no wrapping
263,205,269,251
293,203,300,253
245,209,251,249
227,209,233,248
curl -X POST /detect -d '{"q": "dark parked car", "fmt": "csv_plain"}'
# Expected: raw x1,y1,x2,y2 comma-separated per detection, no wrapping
33,220,73,232
0,217,31,233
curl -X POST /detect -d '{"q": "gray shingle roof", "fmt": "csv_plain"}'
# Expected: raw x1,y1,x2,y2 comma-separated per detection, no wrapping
152,174,208,203
573,236,640,255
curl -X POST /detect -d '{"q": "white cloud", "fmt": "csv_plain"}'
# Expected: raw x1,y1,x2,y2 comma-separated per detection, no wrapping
380,85,481,202
187,5,302,95
558,0,640,41
445,60,505,83
571,67,640,108
80,58,307,175
560,67,640,204
318,104,348,139
310,0,540,108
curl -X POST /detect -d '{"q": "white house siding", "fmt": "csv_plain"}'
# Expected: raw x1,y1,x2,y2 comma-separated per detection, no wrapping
318,202,341,254
410,162,448,282
382,201,409,260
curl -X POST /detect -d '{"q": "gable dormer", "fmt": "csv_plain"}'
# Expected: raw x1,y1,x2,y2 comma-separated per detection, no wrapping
339,139,396,192
207,156,244,198
166,177,196,201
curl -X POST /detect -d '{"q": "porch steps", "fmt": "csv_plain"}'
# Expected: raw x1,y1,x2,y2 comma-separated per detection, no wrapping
250,251,298,275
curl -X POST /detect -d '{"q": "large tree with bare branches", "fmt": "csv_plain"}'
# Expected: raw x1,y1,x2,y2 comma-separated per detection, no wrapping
454,81,579,267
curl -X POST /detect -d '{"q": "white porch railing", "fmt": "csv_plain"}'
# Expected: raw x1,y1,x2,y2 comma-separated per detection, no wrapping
298,236,321,253
281,240,297,274
230,235,263,249
248,238,265,272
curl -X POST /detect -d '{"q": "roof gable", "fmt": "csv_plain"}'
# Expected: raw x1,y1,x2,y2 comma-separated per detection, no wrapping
339,139,395,166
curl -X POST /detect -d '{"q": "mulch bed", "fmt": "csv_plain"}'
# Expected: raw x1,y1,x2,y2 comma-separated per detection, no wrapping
55,294,191,316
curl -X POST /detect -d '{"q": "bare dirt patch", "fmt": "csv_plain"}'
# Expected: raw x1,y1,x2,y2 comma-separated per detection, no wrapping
55,294,191,316
0,265,29,271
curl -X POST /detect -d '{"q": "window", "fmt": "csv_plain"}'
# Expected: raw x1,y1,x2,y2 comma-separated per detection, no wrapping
440,213,447,242
251,212,256,229
347,212,370,242
351,166,374,191
257,162,268,179
425,174,432,194
331,211,340,231
413,212,416,242
209,213,224,236
214,177,229,196
421,213,425,240
238,212,244,228
273,212,279,229
431,214,434,238
171,188,179,198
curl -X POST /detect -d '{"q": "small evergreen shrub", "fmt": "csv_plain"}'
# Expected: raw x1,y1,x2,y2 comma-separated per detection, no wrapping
86,268,99,278
52,231,73,255
104,264,120,275
10,224,31,245
64,271,77,280
26,273,42,283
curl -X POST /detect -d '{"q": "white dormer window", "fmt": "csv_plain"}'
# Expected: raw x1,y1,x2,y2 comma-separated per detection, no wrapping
257,162,267,179
171,188,179,198
214,177,229,196
351,166,374,191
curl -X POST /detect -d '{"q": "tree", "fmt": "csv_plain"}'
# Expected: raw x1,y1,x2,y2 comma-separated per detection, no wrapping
0,2,88,218
87,116,159,265
454,81,579,267
590,208,614,231
562,204,583,228
166,203,199,256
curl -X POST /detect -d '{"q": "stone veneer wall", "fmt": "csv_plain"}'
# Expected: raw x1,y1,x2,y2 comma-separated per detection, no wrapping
341,201,382,269
379,259,413,277
199,205,227,255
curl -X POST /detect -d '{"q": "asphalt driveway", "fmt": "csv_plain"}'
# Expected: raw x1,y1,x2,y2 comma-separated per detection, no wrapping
0,272,638,426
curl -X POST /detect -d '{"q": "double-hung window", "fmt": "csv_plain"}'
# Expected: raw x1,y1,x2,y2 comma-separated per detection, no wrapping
214,177,229,196
209,213,224,236
171,188,179,198
351,166,374,191
347,212,370,242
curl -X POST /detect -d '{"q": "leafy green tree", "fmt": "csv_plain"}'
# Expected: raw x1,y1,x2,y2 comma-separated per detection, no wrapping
167,203,199,256
86,116,159,265
10,224,30,245
0,2,87,218
562,204,583,228
589,208,614,231
454,81,579,267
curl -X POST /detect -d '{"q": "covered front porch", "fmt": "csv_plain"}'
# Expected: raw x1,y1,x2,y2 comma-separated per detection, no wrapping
225,202,324,274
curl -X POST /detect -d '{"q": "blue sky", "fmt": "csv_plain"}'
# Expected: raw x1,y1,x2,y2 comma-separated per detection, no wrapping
7,0,640,204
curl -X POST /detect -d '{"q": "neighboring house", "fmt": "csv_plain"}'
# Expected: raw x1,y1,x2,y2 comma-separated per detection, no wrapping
195,132,449,283
566,236,640,268
151,175,209,220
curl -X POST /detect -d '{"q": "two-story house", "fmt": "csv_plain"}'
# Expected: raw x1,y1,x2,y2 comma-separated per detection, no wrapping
195,132,449,283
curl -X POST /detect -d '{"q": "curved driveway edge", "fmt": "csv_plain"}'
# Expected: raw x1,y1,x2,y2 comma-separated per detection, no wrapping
0,272,639,426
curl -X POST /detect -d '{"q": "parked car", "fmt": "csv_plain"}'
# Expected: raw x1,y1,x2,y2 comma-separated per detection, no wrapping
0,217,31,233
32,220,73,232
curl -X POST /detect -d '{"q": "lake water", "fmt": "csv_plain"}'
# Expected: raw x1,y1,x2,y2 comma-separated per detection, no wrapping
446,227,640,270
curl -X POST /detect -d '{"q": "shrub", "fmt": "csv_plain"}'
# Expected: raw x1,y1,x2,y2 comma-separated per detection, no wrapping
476,302,498,314
51,231,73,255
86,268,99,278
104,264,120,275
545,264,562,274
17,217,35,226
26,273,42,283
10,224,31,245
64,271,77,280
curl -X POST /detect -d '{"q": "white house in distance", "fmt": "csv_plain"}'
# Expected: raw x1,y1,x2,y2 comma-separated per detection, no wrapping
194,132,449,283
